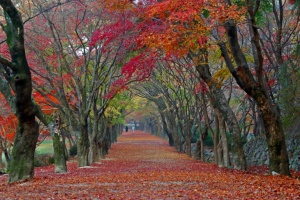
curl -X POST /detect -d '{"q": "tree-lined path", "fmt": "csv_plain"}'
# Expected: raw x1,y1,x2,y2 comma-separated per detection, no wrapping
0,130,299,199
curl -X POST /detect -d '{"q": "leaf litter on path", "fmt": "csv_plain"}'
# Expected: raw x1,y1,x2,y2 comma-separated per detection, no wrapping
0,130,300,199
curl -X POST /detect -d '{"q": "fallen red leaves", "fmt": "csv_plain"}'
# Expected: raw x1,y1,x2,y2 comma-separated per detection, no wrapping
0,130,299,199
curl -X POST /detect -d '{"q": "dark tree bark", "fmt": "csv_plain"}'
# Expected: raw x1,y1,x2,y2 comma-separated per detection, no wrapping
161,112,174,146
0,0,40,183
77,118,89,167
223,16,290,175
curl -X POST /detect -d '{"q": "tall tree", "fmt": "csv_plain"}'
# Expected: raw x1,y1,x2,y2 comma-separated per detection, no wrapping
221,0,290,175
0,0,39,183
26,0,124,167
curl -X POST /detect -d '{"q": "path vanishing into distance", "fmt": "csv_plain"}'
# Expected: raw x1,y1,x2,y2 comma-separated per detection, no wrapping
0,130,300,199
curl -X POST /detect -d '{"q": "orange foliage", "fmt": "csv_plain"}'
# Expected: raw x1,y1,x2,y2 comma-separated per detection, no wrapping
0,131,299,198
136,0,246,57
33,91,59,115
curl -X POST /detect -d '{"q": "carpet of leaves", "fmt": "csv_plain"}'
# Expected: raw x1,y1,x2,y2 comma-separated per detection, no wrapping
1,131,300,199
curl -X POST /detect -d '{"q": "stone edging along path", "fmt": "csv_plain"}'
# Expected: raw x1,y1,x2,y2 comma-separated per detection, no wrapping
0,130,299,199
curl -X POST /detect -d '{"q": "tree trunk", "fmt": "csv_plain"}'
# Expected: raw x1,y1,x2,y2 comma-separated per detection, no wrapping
193,139,201,160
8,121,39,183
193,60,246,170
217,142,224,167
161,112,174,146
200,136,204,161
256,98,290,175
186,134,192,157
213,125,219,165
112,125,117,143
0,1,40,183
224,18,290,175
220,119,230,168
89,120,100,164
52,114,67,173
169,113,181,151
77,119,89,167
53,133,67,173
200,126,208,161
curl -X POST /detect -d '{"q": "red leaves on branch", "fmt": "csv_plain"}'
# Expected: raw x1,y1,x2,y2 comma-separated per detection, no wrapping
104,52,157,99
122,52,157,80
33,91,59,115
103,79,129,99
90,20,134,50
90,0,247,97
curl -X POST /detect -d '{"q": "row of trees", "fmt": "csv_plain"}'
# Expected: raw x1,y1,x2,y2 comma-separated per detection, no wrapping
115,0,300,176
1,0,300,182
0,0,136,182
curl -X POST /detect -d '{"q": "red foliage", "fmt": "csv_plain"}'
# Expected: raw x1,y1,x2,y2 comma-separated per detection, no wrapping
122,52,157,80
89,20,134,50
33,91,59,115
0,95,17,143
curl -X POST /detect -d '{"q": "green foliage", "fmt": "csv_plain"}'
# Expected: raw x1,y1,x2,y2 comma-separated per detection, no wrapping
292,43,300,57
191,127,215,147
193,128,233,149
255,0,273,26
229,98,241,107
69,144,77,157
204,132,214,147
35,139,54,155
202,9,210,18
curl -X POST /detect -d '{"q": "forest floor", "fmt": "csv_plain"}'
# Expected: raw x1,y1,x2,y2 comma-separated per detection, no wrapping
0,131,300,199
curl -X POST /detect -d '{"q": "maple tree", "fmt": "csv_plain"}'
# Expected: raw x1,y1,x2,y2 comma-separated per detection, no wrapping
97,0,300,175
218,0,295,175
0,0,299,187
96,0,247,169
23,0,127,167
0,0,40,183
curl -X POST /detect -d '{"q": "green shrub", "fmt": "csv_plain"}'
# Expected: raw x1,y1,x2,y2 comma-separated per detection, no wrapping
204,132,214,147
69,144,77,157
191,127,214,147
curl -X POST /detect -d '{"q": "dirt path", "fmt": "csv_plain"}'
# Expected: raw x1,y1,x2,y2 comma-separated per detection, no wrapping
0,131,299,199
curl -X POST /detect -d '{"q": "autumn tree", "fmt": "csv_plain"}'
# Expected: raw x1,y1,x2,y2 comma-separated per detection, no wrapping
0,0,39,183
113,0,247,169
24,0,133,167
219,0,292,175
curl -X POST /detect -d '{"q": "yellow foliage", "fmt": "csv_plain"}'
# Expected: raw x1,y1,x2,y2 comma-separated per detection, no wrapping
105,106,122,118
211,67,231,88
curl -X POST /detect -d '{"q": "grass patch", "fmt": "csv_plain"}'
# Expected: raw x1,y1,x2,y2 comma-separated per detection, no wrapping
35,139,54,155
